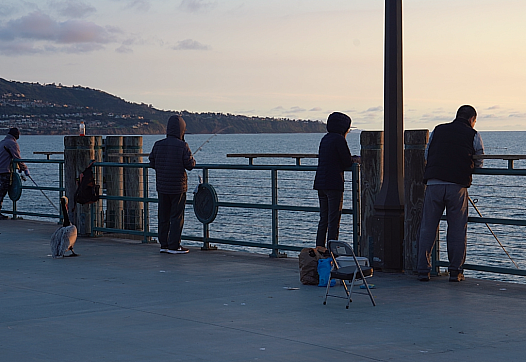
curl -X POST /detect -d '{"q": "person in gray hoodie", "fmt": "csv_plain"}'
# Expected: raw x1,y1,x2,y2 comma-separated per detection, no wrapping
149,115,196,254
0,128,29,219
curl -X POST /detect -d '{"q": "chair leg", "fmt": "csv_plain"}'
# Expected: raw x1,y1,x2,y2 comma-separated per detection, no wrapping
323,277,332,305
361,278,376,307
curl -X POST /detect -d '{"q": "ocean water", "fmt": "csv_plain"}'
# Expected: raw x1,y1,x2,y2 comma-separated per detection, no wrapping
5,131,526,283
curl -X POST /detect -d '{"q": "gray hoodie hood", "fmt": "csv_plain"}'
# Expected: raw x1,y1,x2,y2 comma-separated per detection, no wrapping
167,115,186,140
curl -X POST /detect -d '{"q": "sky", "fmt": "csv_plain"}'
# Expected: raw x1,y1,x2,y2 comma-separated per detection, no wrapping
1,0,526,131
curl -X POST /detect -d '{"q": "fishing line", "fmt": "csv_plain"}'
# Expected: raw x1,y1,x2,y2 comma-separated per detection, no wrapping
193,126,231,155
468,196,519,269
28,175,60,212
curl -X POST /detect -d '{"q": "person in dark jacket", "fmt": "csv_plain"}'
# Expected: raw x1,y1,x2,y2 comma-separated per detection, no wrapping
417,105,484,282
149,115,196,254
313,112,360,248
0,128,29,219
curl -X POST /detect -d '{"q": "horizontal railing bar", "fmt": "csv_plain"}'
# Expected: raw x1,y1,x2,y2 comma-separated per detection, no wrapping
22,186,64,192
5,210,61,219
100,195,158,203
14,158,64,164
183,236,304,252
474,168,526,176
436,261,526,276
93,227,157,237
440,215,526,227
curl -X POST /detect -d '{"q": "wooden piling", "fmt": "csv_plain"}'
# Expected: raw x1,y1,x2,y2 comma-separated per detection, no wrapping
404,130,429,273
104,136,123,229
64,136,102,236
360,131,384,260
123,136,143,231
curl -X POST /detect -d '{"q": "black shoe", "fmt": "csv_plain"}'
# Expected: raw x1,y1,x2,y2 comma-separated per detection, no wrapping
449,272,465,282
418,273,430,282
0,214,9,220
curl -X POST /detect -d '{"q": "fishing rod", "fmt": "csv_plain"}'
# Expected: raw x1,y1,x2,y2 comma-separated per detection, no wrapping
193,126,232,155
468,196,519,269
28,175,60,212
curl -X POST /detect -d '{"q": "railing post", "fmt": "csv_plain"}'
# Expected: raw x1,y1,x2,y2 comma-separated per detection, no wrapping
269,168,285,258
142,166,150,243
59,160,64,224
352,163,361,255
200,168,214,250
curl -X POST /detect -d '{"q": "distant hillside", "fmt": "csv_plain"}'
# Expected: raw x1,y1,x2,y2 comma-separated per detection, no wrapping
0,78,326,135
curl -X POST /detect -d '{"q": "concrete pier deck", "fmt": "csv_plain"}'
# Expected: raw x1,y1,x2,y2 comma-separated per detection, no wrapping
1,219,526,362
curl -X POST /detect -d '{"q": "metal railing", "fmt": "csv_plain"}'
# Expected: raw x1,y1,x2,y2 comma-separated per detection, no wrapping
90,161,361,257
8,156,526,278
433,161,526,277
8,158,64,221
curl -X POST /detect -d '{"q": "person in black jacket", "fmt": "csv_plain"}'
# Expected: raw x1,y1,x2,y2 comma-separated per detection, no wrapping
149,115,196,254
313,112,360,248
417,105,484,282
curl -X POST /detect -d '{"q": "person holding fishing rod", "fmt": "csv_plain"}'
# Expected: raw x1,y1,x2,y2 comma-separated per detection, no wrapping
149,115,196,254
417,105,484,282
0,128,29,220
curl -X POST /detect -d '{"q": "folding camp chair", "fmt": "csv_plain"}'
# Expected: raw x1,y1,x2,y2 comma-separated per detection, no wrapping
323,240,376,307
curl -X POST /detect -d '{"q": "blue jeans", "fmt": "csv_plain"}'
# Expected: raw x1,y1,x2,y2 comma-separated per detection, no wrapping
157,192,186,250
315,189,344,248
417,184,468,274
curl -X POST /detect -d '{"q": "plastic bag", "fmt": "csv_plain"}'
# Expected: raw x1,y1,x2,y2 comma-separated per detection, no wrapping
317,258,336,287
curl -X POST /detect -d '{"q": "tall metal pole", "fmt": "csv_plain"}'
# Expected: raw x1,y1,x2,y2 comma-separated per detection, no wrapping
372,0,405,271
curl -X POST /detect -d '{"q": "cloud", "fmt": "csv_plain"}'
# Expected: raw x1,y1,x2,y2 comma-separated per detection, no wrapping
179,0,216,13
486,105,500,110
309,107,322,112
0,4,18,18
284,106,306,114
50,1,96,18
362,106,383,113
172,38,210,50
271,106,285,111
0,11,120,55
124,0,151,12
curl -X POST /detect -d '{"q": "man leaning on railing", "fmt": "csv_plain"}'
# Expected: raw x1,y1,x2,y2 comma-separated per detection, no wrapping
0,127,29,219
417,105,485,283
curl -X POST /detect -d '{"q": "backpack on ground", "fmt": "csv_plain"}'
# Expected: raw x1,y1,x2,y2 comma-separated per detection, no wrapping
74,163,100,205
298,246,330,285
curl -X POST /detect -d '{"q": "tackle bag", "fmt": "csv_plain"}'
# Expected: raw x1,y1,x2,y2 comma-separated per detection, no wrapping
74,163,100,205
8,172,22,201
298,246,330,285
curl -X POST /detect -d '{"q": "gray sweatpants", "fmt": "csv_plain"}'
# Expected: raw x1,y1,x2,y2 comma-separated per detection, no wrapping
417,184,468,274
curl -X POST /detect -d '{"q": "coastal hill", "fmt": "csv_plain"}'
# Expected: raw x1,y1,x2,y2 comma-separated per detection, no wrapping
0,78,326,135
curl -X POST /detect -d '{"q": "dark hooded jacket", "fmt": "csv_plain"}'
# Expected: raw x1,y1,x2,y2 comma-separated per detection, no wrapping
313,113,353,191
149,116,196,194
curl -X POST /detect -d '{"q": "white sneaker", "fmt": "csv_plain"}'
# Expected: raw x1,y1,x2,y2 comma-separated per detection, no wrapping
160,249,170,253
165,246,189,254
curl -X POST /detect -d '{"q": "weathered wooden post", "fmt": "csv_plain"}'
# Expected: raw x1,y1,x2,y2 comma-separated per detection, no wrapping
404,130,429,273
360,131,384,261
123,136,143,231
104,136,123,230
64,136,102,236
